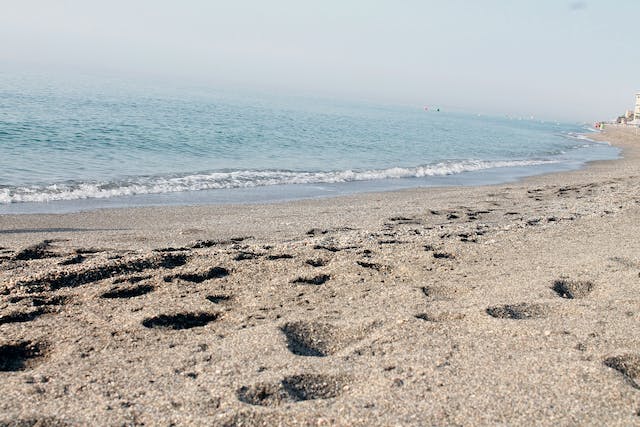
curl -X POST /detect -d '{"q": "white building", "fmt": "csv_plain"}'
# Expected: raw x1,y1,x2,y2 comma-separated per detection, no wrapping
635,92,640,120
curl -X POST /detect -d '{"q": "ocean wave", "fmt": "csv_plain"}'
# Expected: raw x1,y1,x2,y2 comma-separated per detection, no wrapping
565,131,609,145
0,159,557,204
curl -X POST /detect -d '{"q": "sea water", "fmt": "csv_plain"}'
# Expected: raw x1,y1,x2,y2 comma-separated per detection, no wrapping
0,72,619,214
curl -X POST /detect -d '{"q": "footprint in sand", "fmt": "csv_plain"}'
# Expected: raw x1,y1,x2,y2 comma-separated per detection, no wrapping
13,240,61,261
237,373,348,406
266,254,294,260
142,312,219,330
356,261,386,271
281,321,337,357
486,303,550,320
313,244,359,253
16,252,188,293
433,251,455,260
306,259,328,267
170,266,229,283
234,251,262,261
415,311,465,322
551,279,594,299
387,216,423,225
1,295,70,325
280,320,374,357
291,274,331,286
190,237,252,249
206,295,232,304
101,284,155,299
58,254,86,266
0,341,48,372
8,295,69,307
604,354,640,389
0,307,51,325
421,285,469,301
112,275,151,284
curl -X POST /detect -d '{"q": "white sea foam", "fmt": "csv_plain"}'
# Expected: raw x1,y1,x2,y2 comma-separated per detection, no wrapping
0,159,557,204
566,131,610,145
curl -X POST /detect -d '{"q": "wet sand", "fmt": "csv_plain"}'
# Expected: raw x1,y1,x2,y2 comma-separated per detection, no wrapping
1,127,640,426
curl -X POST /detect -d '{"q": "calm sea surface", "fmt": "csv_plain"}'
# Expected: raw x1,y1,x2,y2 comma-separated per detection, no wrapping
0,73,618,213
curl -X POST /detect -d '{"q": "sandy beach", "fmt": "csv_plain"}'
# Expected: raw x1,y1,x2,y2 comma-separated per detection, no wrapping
1,126,640,426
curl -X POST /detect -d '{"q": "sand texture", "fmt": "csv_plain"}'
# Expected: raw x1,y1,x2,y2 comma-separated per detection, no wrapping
1,127,640,426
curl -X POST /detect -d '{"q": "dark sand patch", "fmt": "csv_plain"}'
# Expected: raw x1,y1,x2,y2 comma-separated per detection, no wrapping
0,341,48,372
15,253,188,293
0,307,51,325
234,252,262,261
306,259,328,267
13,240,59,261
604,354,640,389
58,254,85,266
8,295,69,307
281,374,346,401
236,382,289,407
266,254,294,260
0,417,72,427
356,261,385,271
433,252,455,259
206,295,232,304
387,216,423,225
313,245,341,252
292,274,331,286
306,227,354,236
378,239,409,245
552,279,595,299
486,303,550,320
190,237,252,249
31,295,69,306
112,275,151,284
152,246,190,253
313,245,358,253
100,284,155,299
172,266,229,283
307,228,328,236
142,312,219,330
415,311,466,322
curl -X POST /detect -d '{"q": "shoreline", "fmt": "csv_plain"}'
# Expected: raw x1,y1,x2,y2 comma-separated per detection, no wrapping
0,128,631,244
1,126,640,425
0,129,618,216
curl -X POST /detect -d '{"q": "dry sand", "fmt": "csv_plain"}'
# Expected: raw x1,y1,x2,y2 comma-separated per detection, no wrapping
1,127,640,426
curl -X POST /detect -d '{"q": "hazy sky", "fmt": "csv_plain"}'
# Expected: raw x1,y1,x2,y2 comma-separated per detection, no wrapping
1,0,638,121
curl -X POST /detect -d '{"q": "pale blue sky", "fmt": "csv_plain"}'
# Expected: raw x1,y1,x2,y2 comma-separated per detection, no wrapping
1,0,638,121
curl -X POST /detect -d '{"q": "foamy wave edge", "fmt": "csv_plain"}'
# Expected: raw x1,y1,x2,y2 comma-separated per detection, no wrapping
0,159,556,204
566,131,610,146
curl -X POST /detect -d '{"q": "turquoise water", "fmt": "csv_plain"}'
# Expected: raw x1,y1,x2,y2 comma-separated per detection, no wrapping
0,73,618,213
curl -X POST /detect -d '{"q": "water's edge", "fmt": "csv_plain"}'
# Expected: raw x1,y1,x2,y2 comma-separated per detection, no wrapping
0,141,619,215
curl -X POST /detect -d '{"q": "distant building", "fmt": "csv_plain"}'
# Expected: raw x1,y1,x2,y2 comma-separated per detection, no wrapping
617,108,635,124
613,93,640,125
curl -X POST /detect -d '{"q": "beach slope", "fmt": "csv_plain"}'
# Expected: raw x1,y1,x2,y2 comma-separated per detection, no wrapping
1,127,640,426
